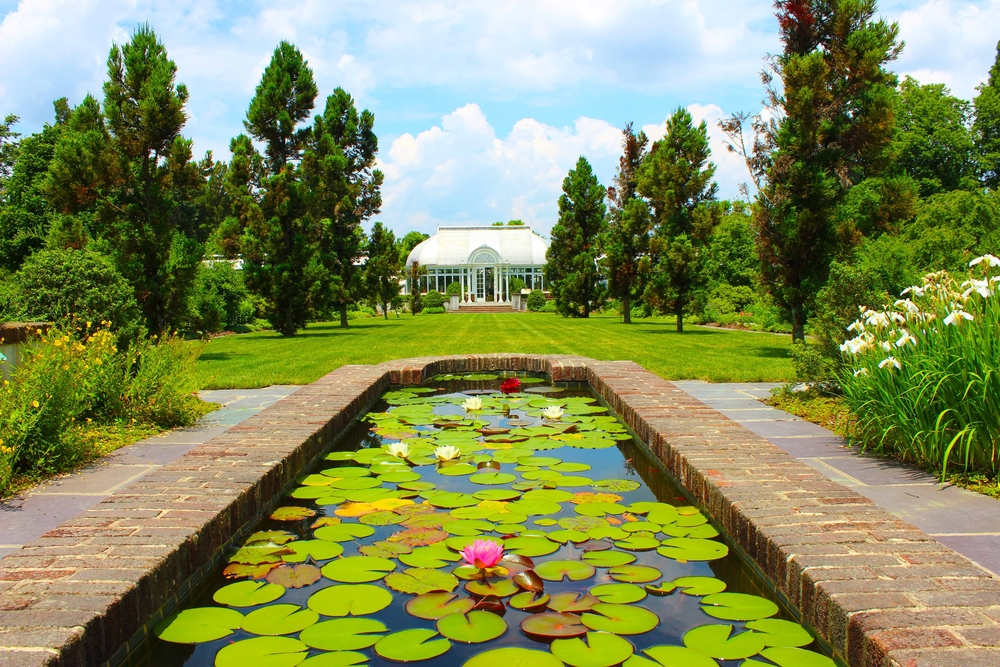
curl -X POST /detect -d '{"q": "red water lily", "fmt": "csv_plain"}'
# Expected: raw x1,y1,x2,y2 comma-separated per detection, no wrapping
500,378,522,394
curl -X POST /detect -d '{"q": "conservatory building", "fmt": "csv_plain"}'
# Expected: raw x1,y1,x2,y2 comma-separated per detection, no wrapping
405,225,550,302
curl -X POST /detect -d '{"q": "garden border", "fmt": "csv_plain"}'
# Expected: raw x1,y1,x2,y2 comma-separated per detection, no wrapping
0,354,997,667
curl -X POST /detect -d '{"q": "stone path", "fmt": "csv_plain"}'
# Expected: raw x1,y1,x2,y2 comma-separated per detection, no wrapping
674,380,1000,577
0,386,299,559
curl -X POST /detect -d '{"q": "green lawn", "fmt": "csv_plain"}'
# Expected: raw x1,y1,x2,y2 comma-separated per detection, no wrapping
196,312,795,389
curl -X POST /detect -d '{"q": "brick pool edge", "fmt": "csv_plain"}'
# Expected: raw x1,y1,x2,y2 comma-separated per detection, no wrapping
1,355,997,667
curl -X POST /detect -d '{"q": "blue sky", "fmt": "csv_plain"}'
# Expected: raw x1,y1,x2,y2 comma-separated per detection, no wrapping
1,1,999,236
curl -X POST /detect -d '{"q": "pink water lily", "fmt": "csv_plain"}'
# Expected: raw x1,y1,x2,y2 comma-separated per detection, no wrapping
461,539,505,569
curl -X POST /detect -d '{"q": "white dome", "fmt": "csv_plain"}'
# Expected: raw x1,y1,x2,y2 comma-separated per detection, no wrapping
406,226,549,267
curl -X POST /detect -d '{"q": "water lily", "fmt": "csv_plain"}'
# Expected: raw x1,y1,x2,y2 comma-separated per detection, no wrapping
462,396,483,411
386,442,410,458
461,539,505,571
542,406,564,420
434,445,461,461
500,378,522,394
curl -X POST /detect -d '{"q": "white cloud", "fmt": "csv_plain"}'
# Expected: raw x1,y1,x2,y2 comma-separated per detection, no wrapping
378,104,621,235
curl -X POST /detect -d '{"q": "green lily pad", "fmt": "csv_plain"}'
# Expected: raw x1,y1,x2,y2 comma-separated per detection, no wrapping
214,581,285,607
379,470,422,483
390,527,450,547
385,568,459,594
446,535,504,551
229,546,290,565
673,576,726,596
621,522,660,534
405,591,476,620
614,536,661,551
746,619,814,647
632,646,718,667
510,591,551,611
546,592,600,613
401,544,463,568
465,578,520,598
519,456,562,467
700,593,779,621
328,477,382,491
344,488,402,503
676,513,708,527
266,565,322,589
322,556,396,583
590,583,646,604
521,612,588,639
547,529,590,544
683,624,766,660
245,530,297,546
307,584,392,616
153,607,244,643
215,637,308,667
282,540,344,562
657,538,729,562
437,611,508,643
445,519,495,536
322,466,371,478
298,651,369,666
575,502,626,517
400,481,438,492
428,492,481,509
557,516,607,532
450,506,495,519
242,604,319,636
325,451,356,462
591,479,640,492
551,631,634,667
509,499,563,516
551,462,592,473
438,463,479,476
581,603,659,635
582,550,635,568
523,489,575,503
359,510,406,526
608,565,661,584
375,628,451,662
314,524,376,542
299,617,388,650
470,472,517,485
360,541,414,558
462,648,564,667
504,535,561,557
474,489,522,501
270,506,317,521
535,560,597,582
586,526,628,541
291,486,333,499
759,647,836,667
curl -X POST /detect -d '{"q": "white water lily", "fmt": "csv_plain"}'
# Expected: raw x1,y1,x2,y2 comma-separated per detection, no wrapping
943,309,974,326
386,442,410,458
878,356,901,371
462,396,483,411
434,445,461,462
542,406,564,420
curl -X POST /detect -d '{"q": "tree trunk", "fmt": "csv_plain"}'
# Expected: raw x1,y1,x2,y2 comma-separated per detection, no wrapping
339,303,349,328
622,294,632,324
791,306,805,342
383,301,389,320
283,307,295,337
675,300,684,333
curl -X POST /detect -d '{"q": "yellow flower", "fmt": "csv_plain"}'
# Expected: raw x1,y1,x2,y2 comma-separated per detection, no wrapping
31,400,39,408
94,358,102,365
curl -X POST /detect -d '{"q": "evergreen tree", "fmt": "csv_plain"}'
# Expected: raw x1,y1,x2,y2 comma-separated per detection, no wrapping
974,41,1000,189
638,108,718,333
0,114,19,199
407,260,427,315
722,0,902,341
364,222,402,319
602,123,650,324
303,87,383,328
546,157,607,317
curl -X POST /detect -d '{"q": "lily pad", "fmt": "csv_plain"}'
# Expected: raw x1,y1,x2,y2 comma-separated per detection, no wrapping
608,565,661,584
581,603,659,635
591,480,640,492
746,619,814,647
359,510,406,526
214,581,285,607
546,592,601,613
389,527,450,547
582,550,635,568
465,578,520,598
375,628,451,662
428,492,481,509
360,541,414,558
438,463,479,476
535,560,597,582
321,556,396,583
474,489,522,501
632,646,718,667
282,540,344,563
551,462,592,473
385,568,459,594
307,584,392,616
462,648,564,667
223,562,281,580
614,536,661,551
673,576,726,596
551,631,634,667
656,538,729,562
522,489,575,503
504,536,561,557
153,607,244,643
314,524,376,542
401,544,463,568
270,506,317,521
683,624,766,660
521,612,588,639
266,564,322,589
437,611,508,643
509,499,563,516
590,583,646,604
242,604,319,636
572,492,623,505
446,519,495,536
547,529,590,544
215,637,308,667
405,591,476,620
574,502,627,517
509,591,551,611
298,652,368,667
299,617,388,650
470,472,517,485
328,477,382,491
700,592,779,621
759,647,836,667
246,530,297,545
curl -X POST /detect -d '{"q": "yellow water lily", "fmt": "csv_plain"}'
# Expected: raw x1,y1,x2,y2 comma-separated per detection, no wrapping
386,442,410,458
434,445,461,461
462,396,484,411
542,406,564,420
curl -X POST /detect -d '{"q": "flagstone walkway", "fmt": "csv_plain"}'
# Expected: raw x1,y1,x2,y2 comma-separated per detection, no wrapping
0,386,300,559
674,381,1000,578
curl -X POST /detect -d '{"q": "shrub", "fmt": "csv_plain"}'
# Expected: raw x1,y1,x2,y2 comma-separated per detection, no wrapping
542,300,558,313
509,277,526,293
839,256,1000,476
423,290,445,309
422,306,446,314
446,281,463,296
347,306,377,320
11,249,140,338
527,290,546,312
189,262,256,333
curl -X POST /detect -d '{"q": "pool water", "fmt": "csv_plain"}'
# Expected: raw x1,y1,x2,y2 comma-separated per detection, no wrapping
139,375,839,667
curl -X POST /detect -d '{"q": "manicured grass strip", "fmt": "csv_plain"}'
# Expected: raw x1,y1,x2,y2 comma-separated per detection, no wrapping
196,313,794,389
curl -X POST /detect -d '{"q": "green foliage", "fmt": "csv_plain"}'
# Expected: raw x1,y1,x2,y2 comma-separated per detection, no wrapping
703,203,757,288
408,261,427,315
422,306,446,315
446,281,463,296
365,222,402,319
973,41,1000,189
10,248,140,339
638,108,719,332
527,290,546,312
423,290,445,309
788,342,839,382
509,277,526,293
188,261,256,333
546,157,607,317
901,189,1000,274
398,231,429,265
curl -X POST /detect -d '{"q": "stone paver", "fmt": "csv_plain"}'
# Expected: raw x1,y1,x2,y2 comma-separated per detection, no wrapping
0,386,299,559
674,380,1000,578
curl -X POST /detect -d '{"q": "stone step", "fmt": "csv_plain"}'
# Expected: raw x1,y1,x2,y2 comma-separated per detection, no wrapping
453,304,517,313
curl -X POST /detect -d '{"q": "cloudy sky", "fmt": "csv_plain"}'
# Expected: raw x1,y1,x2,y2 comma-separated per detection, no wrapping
1,1,998,236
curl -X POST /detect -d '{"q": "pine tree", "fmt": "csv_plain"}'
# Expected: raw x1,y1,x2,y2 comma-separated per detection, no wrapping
602,123,650,324
974,41,1000,189
364,222,402,319
546,157,607,317
638,108,718,333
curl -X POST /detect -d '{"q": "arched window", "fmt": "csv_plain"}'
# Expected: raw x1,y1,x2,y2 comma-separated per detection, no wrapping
470,248,499,264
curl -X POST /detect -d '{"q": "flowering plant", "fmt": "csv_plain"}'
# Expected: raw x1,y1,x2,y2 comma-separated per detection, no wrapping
541,406,564,420
461,539,504,580
500,378,521,394
386,442,410,458
434,445,461,461
462,396,483,411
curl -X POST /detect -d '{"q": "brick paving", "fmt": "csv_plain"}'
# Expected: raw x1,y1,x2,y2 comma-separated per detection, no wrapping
0,355,996,667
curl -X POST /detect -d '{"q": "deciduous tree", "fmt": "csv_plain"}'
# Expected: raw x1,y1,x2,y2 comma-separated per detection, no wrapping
364,222,401,319
974,41,1000,189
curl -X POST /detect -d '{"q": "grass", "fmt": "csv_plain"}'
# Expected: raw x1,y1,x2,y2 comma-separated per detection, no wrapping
196,312,796,389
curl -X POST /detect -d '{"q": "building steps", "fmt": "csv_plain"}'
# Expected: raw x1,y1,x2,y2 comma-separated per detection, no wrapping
453,304,517,313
